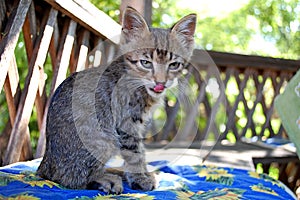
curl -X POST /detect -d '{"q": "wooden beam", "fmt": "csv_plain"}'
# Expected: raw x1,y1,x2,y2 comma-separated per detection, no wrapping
3,8,58,165
4,44,33,162
192,50,300,73
22,2,37,61
75,30,90,72
120,0,152,25
36,18,77,158
93,38,103,67
144,0,152,25
44,0,121,44
0,0,32,93
0,0,7,33
53,20,77,89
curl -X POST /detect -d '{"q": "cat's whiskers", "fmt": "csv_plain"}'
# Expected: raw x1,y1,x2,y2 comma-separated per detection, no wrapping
169,77,194,110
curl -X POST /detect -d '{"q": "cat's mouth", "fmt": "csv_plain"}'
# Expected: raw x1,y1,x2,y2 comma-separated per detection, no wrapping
152,83,165,93
146,83,166,97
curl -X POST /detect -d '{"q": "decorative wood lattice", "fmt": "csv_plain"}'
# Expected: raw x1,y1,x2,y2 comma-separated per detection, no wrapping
151,50,298,143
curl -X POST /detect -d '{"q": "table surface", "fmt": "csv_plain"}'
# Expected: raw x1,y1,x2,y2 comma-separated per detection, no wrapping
145,141,298,171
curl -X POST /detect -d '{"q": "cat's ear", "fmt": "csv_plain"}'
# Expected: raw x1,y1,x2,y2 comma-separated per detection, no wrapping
121,7,149,42
171,14,197,44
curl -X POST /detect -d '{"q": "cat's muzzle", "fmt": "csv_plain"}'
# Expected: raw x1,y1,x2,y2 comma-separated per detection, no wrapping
153,83,165,93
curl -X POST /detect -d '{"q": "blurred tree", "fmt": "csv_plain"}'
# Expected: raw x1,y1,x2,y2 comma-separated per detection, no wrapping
90,0,299,59
246,0,300,59
194,8,254,54
89,0,121,21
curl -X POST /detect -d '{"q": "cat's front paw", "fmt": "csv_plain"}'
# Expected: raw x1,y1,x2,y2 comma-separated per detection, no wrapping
88,173,123,194
125,172,156,191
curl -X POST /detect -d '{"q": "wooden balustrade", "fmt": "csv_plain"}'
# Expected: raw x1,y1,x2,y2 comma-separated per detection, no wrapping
0,0,300,192
146,50,299,145
0,0,120,165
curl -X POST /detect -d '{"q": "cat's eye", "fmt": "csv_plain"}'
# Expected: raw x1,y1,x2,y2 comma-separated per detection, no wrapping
140,60,153,69
168,62,182,71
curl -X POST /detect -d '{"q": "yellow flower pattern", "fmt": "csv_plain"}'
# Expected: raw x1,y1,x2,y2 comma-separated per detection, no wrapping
5,194,40,200
251,183,279,196
195,165,234,186
176,188,244,200
0,172,60,189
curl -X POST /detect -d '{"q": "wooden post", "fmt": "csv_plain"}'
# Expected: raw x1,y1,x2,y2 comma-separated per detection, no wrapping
45,0,121,44
0,0,32,93
144,0,152,26
0,0,7,33
119,0,152,25
36,19,77,158
4,55,33,162
3,8,58,165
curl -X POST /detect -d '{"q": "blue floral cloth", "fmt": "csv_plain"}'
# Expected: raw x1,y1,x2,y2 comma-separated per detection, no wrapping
0,159,296,199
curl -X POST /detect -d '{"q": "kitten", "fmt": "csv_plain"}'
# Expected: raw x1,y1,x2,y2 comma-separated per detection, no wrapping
37,7,196,194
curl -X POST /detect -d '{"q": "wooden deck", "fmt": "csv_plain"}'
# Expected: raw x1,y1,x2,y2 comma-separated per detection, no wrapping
146,141,298,170
1,0,300,193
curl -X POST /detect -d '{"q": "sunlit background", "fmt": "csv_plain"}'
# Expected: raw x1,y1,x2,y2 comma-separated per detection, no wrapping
90,0,300,59
176,0,277,55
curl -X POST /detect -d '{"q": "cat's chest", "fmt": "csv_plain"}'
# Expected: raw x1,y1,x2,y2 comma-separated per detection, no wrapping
127,89,158,123
113,86,162,124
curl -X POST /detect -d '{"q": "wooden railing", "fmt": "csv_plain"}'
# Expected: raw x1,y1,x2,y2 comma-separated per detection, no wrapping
0,0,120,165
1,0,300,190
150,50,299,143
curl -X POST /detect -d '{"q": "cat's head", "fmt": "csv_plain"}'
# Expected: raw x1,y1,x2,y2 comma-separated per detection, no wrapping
120,7,196,98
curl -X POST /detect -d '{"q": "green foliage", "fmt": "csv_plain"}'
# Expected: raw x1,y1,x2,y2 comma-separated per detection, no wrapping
152,0,299,59
196,10,254,53
256,163,280,180
0,92,8,135
15,34,29,90
89,0,299,58
246,0,300,59
90,0,121,21
152,0,194,28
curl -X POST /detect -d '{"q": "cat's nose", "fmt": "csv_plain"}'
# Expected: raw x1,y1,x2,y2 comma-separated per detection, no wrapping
155,81,166,86
153,82,165,93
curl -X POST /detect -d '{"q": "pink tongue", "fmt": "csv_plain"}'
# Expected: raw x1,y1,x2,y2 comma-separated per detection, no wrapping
153,83,165,93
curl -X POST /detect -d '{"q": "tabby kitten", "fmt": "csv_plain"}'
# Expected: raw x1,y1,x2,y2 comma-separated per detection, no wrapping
37,7,196,194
